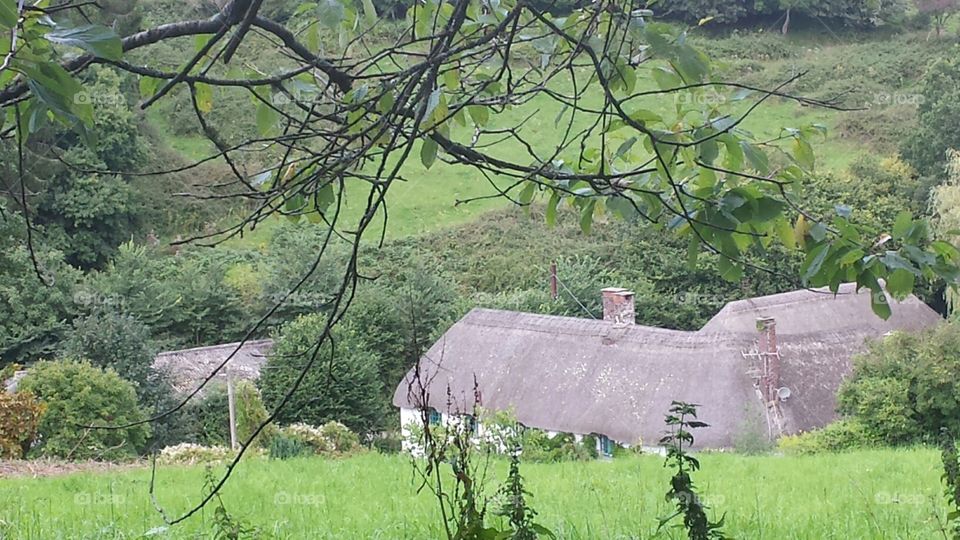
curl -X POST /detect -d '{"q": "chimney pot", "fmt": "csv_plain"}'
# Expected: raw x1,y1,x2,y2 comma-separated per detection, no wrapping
602,288,635,325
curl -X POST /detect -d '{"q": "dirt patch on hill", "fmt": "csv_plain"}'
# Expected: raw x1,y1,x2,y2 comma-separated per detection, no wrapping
0,459,144,479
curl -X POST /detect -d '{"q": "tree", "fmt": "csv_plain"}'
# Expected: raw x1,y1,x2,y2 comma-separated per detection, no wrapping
18,359,150,460
0,215,81,367
345,261,461,392
259,314,385,436
915,0,960,36
902,57,960,178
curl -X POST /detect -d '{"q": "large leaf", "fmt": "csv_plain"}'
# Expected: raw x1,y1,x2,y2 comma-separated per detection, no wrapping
420,137,438,169
0,0,17,27
17,59,94,126
45,25,123,61
360,0,377,24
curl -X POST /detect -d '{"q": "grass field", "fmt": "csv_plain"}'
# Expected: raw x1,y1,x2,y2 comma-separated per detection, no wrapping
0,449,951,539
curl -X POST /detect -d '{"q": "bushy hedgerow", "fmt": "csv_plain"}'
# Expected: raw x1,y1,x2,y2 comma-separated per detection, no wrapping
19,360,150,460
778,419,878,455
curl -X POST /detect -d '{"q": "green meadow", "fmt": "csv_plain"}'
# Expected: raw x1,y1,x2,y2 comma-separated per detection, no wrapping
0,449,949,539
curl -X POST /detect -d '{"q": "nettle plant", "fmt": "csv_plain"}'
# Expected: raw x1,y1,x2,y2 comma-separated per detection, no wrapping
658,401,727,540
3,0,959,523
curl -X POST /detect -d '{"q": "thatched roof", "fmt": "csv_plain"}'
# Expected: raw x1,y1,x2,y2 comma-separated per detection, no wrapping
393,284,941,448
152,339,273,395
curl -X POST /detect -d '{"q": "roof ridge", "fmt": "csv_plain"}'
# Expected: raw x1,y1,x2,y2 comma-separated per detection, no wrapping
155,338,273,357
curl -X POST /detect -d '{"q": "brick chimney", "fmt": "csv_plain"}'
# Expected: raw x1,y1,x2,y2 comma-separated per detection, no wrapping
756,317,779,402
601,287,635,325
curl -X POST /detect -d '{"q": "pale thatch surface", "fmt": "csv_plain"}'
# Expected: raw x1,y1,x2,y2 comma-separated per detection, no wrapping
152,339,273,395
393,285,942,448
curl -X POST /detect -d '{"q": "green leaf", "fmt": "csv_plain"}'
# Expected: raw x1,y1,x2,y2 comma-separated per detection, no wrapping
870,286,892,320
892,211,913,240
195,83,214,113
17,59,94,126
443,68,460,91
717,255,743,282
0,0,18,27
256,102,278,136
801,243,830,283
739,141,769,174
686,234,699,269
579,200,595,234
518,182,536,205
651,67,681,91
420,137,438,169
360,0,377,24
886,268,915,300
792,137,815,170
775,217,796,249
467,105,489,127
138,76,160,99
317,0,346,29
545,192,560,226
46,24,123,61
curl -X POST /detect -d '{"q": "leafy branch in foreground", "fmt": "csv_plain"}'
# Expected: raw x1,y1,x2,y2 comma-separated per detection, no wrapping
658,401,727,540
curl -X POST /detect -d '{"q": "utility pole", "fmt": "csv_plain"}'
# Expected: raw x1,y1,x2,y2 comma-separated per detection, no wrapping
226,364,238,450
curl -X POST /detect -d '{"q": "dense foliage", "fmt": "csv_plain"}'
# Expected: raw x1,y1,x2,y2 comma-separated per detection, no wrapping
18,360,150,460
259,314,385,436
902,57,960,178
836,323,960,445
0,390,44,459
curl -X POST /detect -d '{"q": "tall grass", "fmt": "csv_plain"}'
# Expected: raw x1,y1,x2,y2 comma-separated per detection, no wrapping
0,449,948,539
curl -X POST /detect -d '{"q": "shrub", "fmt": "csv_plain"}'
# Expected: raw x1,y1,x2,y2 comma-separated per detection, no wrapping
259,314,385,436
778,420,877,455
371,431,404,454
178,384,231,447
19,360,150,460
157,443,235,465
520,430,593,462
279,422,362,456
268,433,309,460
837,324,960,445
235,380,276,449
0,391,45,459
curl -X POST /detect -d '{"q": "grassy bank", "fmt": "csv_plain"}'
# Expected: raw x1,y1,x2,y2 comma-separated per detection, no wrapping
0,449,949,539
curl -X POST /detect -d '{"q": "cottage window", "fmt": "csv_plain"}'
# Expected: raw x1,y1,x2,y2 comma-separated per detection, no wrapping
598,435,614,458
463,414,478,434
428,409,442,426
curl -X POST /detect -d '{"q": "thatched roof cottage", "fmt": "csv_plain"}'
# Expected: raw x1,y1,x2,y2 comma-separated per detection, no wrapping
392,284,941,450
152,339,273,395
